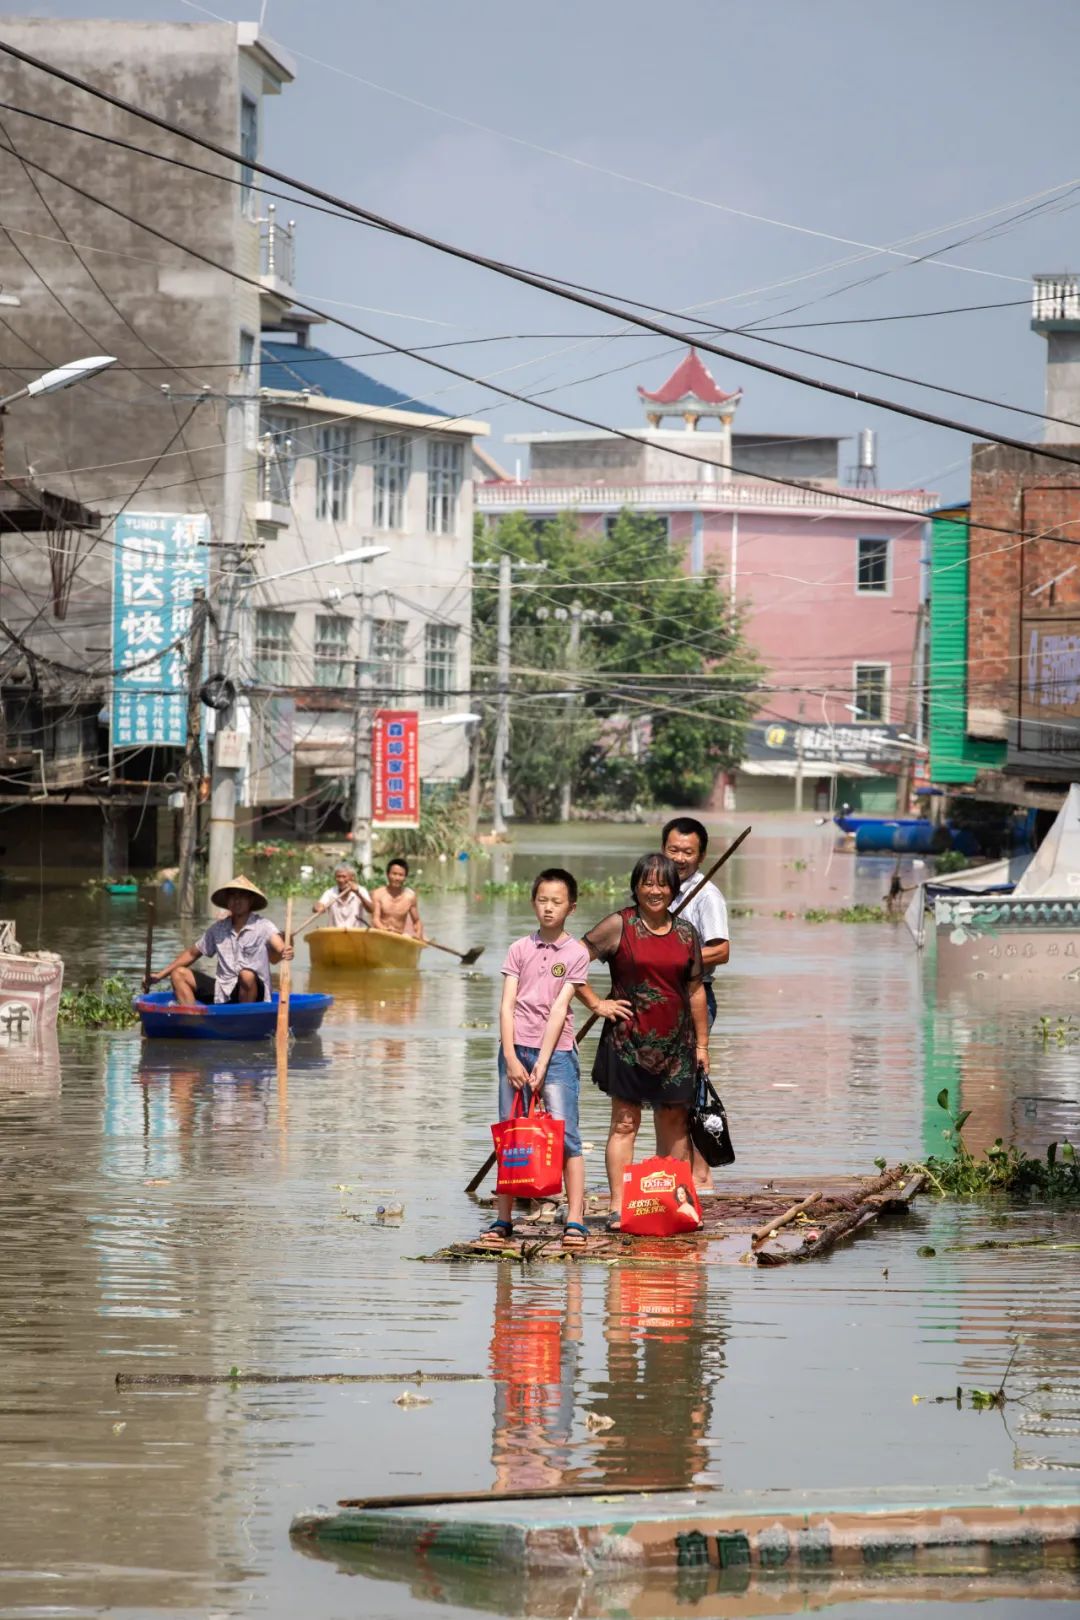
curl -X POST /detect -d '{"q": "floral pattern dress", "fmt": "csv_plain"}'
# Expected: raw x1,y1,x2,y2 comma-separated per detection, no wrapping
584,906,703,1107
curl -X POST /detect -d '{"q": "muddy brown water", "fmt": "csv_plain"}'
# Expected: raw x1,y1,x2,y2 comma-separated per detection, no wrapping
1,817,1078,1618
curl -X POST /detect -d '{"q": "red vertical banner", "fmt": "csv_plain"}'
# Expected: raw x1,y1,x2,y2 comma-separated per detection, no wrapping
372,709,420,829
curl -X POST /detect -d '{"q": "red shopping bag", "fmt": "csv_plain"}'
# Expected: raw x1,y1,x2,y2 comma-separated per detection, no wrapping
621,1156,702,1237
492,1092,565,1199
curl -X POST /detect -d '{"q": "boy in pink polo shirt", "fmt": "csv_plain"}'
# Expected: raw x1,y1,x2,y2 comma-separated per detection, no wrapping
479,867,622,1252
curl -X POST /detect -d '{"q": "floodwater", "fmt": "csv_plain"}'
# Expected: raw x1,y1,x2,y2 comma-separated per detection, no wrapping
1,816,1078,1620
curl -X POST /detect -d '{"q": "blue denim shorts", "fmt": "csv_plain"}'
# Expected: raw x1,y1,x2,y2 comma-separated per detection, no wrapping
498,1044,582,1159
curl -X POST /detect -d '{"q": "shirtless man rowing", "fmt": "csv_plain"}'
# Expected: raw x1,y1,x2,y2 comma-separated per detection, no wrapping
371,857,424,937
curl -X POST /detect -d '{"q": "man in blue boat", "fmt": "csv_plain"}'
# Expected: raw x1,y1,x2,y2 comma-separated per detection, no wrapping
149,875,292,1004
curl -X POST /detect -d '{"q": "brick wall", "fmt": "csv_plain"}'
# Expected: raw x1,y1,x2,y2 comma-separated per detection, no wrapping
966,443,1080,738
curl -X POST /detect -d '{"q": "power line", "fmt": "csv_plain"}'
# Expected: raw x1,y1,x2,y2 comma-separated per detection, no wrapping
0,42,1075,465
1,132,1066,564
0,94,1074,440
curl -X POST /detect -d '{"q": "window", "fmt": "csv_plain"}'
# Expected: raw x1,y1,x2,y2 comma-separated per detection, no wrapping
853,662,890,723
604,513,671,544
424,624,458,710
372,618,407,701
240,94,258,212
427,439,463,534
254,610,294,686
260,411,297,503
314,614,351,688
239,329,257,449
373,434,410,530
316,422,351,522
857,536,890,594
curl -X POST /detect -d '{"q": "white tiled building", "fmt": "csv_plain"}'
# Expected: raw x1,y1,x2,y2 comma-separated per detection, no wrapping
250,331,489,823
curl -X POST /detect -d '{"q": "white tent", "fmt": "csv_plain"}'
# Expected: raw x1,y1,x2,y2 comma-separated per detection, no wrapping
1011,782,1080,898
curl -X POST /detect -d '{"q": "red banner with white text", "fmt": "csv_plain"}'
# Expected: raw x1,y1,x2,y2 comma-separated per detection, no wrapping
372,709,420,829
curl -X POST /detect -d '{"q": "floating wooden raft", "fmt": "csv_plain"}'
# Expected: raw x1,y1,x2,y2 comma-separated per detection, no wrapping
427,1166,924,1266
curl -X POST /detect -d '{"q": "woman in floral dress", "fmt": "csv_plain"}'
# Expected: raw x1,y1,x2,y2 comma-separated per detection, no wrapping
581,852,710,1231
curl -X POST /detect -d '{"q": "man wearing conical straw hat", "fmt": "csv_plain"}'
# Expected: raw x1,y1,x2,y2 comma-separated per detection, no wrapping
148,876,293,1005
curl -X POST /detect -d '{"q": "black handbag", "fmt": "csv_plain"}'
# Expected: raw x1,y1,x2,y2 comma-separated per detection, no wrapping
688,1066,735,1168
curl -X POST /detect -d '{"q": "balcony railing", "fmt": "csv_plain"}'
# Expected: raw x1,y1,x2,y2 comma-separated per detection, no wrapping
1032,274,1080,324
259,203,296,288
475,481,938,515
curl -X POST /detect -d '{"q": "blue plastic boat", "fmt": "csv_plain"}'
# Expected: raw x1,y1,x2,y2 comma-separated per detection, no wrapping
133,991,333,1041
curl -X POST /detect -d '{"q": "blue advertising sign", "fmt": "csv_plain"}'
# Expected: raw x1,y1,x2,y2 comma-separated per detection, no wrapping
111,512,209,747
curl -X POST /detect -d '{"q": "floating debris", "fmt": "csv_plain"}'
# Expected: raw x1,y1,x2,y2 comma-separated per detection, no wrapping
424,1169,925,1267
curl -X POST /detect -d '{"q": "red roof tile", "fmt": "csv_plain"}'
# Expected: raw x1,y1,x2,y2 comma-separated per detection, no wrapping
638,348,740,407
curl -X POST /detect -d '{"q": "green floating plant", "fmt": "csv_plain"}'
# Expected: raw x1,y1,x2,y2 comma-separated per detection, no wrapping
911,1090,1078,1199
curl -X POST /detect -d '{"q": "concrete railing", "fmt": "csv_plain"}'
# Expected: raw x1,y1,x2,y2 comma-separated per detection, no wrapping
1033,274,1080,323
259,203,296,287
475,482,938,514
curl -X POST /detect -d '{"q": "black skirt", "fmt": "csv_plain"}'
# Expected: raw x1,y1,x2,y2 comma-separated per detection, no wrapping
592,1030,695,1109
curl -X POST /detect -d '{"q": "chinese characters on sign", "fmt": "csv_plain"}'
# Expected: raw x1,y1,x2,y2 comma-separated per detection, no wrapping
372,709,419,828
111,512,209,747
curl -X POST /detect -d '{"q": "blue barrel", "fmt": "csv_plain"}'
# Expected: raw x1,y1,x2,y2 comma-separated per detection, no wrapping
854,821,942,854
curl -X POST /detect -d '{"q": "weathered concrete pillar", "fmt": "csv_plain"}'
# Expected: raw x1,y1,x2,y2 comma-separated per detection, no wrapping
102,802,128,879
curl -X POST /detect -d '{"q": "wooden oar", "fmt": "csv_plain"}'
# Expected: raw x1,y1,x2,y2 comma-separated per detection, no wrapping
276,898,293,1069
141,896,156,993
290,909,322,939
419,936,485,966
464,825,752,1195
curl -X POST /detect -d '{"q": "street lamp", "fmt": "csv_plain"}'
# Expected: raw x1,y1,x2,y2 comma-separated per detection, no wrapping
239,544,391,591
0,354,116,410
419,711,480,729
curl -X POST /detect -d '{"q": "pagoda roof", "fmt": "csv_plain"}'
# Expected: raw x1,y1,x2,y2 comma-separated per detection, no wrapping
638,348,741,408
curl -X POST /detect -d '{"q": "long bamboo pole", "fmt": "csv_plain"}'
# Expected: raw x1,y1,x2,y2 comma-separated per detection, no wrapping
276,897,293,1073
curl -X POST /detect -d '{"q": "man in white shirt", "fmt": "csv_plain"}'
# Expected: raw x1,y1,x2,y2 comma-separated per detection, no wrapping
662,816,730,1193
312,865,373,929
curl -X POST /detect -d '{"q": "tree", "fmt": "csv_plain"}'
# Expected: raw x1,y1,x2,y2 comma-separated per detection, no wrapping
471,508,759,813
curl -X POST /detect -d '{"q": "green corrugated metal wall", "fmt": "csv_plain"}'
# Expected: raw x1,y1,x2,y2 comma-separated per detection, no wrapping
929,514,1006,783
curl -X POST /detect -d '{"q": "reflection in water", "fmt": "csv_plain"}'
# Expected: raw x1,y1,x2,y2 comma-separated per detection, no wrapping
591,1256,720,1489
490,1267,583,1491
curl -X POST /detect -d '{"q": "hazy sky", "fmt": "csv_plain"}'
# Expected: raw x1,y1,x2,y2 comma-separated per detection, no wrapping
7,0,1080,496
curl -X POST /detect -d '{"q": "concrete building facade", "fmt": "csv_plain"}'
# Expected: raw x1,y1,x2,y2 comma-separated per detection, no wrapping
251,338,486,825
0,18,486,871
0,17,291,871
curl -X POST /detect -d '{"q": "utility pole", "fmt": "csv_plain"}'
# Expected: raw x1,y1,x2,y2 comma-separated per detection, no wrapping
177,588,208,917
492,551,512,838
559,600,582,824
206,381,248,903
350,566,375,874
793,697,805,813
897,602,926,815
466,709,483,839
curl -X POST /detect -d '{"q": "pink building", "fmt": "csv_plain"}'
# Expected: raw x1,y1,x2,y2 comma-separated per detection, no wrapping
477,350,937,809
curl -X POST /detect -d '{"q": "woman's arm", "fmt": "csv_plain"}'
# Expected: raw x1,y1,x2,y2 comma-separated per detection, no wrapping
574,982,632,1021
530,981,577,1090
499,976,529,1089
267,931,295,965
690,982,709,1073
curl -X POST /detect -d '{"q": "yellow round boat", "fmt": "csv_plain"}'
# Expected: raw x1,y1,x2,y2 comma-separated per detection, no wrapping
306,926,426,972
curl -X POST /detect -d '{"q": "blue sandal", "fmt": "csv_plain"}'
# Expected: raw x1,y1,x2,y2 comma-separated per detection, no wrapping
477,1219,513,1248
562,1221,589,1249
